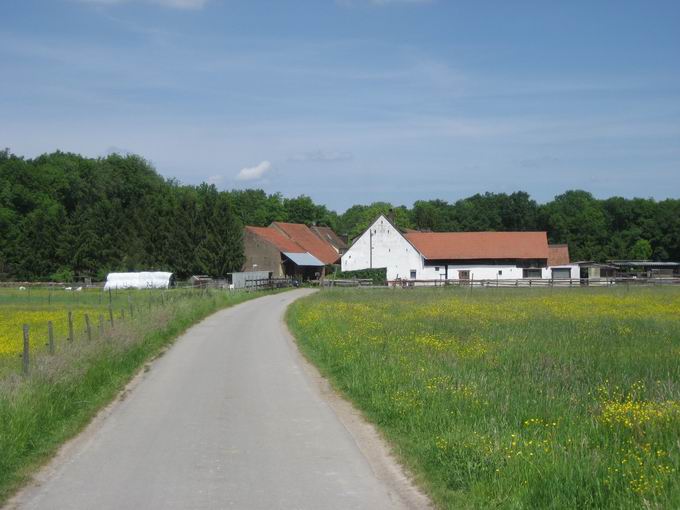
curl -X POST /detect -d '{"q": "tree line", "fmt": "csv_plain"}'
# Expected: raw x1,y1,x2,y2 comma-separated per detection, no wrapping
1,150,678,280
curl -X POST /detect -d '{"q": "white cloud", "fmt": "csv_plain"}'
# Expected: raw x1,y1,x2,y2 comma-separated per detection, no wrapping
290,150,353,162
76,0,209,9
236,160,272,181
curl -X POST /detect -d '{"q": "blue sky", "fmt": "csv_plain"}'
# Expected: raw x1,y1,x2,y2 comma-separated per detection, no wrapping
1,0,679,211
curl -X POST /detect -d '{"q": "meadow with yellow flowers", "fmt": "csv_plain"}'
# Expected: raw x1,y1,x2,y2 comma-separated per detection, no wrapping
0,287,173,371
288,287,680,509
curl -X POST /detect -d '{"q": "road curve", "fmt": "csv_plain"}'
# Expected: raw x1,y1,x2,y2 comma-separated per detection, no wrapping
7,289,426,510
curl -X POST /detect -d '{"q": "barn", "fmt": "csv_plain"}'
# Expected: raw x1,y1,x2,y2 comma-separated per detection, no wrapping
310,225,349,256
341,214,577,282
243,223,340,280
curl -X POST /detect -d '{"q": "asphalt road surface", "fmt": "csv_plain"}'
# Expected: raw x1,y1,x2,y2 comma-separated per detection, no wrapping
8,289,427,510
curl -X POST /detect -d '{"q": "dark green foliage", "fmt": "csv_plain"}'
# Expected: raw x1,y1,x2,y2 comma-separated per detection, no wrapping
0,150,346,281
282,195,338,229
0,151,247,279
629,239,653,260
396,191,680,263
333,267,387,285
2,149,679,279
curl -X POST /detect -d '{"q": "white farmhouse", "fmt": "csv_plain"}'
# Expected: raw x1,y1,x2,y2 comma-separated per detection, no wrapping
341,215,579,282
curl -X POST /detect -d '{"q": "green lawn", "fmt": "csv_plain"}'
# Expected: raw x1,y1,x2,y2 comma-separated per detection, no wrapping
287,287,680,509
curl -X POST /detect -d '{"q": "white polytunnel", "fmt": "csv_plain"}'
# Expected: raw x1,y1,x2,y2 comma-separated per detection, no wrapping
104,272,174,290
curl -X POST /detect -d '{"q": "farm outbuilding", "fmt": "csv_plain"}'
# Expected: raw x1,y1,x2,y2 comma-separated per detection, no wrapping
341,214,575,282
243,222,339,280
310,225,349,256
230,270,273,289
609,260,680,278
104,272,174,290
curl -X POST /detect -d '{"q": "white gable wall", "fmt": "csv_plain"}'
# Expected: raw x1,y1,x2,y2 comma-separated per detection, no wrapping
341,215,423,280
342,215,568,282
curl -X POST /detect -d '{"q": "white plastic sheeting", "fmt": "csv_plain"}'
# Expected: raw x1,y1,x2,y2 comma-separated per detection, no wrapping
104,272,173,290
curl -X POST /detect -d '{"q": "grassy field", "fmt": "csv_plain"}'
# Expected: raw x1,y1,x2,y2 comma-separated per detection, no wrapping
0,286,276,502
0,287,202,369
287,287,680,509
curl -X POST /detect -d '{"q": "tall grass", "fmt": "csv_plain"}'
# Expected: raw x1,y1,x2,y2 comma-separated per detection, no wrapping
287,287,680,509
0,288,275,502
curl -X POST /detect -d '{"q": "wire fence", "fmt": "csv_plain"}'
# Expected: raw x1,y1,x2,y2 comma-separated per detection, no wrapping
2,283,283,376
8,288,211,375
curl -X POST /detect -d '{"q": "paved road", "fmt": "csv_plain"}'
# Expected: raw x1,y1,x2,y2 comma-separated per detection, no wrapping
8,290,423,510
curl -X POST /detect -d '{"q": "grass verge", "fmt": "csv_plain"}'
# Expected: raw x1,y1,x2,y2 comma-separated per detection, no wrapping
287,287,680,509
0,288,281,503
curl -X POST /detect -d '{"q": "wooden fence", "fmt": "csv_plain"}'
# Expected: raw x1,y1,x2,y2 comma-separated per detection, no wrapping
244,278,295,291
385,277,680,288
316,278,375,288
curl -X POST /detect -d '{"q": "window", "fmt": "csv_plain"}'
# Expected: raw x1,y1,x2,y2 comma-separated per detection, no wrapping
410,270,417,279
498,270,503,275
523,268,542,279
459,270,470,280
434,266,439,271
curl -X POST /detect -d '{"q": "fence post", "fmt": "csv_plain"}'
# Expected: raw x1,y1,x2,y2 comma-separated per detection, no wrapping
128,294,134,319
22,324,30,375
109,306,114,329
98,314,104,337
121,308,125,321
85,314,92,341
48,321,55,354
68,311,74,342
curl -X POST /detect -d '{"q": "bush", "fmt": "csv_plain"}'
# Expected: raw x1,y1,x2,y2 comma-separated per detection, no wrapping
332,268,387,285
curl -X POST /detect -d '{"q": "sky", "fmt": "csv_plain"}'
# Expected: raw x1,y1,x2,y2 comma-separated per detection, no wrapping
1,0,679,211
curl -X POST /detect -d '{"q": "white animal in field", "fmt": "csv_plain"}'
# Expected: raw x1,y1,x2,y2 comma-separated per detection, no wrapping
19,286,26,291
75,287,83,291
65,287,72,291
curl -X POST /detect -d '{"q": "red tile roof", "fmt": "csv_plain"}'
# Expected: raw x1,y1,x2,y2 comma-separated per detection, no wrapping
311,226,348,252
245,226,305,254
271,222,340,264
548,244,570,266
404,231,549,260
